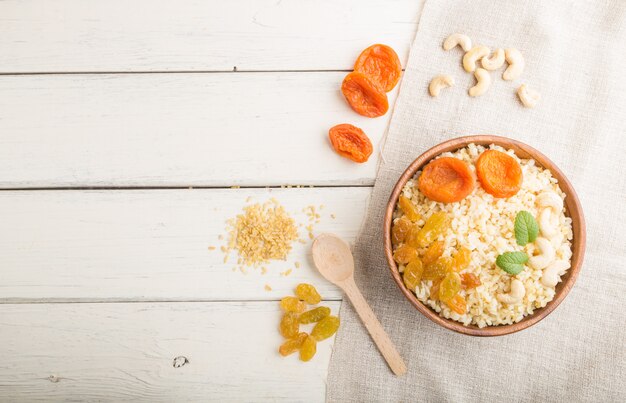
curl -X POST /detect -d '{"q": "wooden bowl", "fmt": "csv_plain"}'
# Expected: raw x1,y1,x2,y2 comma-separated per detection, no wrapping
383,135,586,336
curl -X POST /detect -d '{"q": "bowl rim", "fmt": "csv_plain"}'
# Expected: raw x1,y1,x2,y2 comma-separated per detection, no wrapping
383,135,586,337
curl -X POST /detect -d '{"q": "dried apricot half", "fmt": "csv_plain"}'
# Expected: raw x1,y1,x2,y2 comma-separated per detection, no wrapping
328,124,373,163
476,150,522,198
354,44,402,92
418,157,475,203
341,72,389,118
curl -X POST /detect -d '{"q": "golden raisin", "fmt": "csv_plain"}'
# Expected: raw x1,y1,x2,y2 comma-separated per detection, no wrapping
299,335,317,362
280,296,306,313
311,316,340,341
279,332,307,356
416,211,451,247
403,259,424,291
422,240,445,265
279,312,299,338
404,224,421,248
295,283,321,305
439,272,462,302
449,246,471,272
393,245,418,265
299,307,331,324
422,257,451,281
430,278,443,301
391,216,412,245
398,195,420,222
446,294,467,314
461,272,481,289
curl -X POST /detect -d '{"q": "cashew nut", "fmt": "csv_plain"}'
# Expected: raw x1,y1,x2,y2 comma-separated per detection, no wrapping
538,208,559,238
481,48,505,71
537,191,563,212
541,260,570,287
463,46,490,72
469,68,491,97
497,279,526,305
529,237,555,270
503,48,524,80
429,75,455,97
517,84,541,108
443,33,472,52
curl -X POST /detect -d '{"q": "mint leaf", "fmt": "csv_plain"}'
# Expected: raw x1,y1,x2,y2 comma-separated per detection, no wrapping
496,251,529,275
515,211,539,246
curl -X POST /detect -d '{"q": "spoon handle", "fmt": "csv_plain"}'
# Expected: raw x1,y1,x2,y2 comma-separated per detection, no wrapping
341,278,407,376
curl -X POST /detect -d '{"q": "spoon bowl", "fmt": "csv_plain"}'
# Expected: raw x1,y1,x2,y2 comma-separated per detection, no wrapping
311,233,354,284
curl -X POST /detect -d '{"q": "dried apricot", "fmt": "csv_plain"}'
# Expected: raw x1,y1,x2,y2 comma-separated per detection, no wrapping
423,257,451,281
279,332,307,356
341,72,389,118
476,150,522,198
299,306,331,324
422,240,445,265
299,335,317,362
446,294,467,314
391,216,412,245
398,195,420,222
416,211,450,247
279,312,300,338
461,272,481,289
280,296,305,313
295,283,321,305
430,278,443,300
439,272,462,302
354,44,402,92
328,124,373,163
403,258,424,291
449,246,471,272
311,315,340,341
393,245,418,265
418,157,475,203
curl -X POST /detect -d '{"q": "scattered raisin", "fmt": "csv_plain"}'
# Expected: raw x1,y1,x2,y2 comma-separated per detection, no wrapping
423,257,451,281
461,272,481,289
422,240,444,265
311,316,340,341
279,332,308,356
299,335,317,362
299,306,331,324
403,258,424,291
393,245,418,265
446,294,467,314
398,195,420,222
279,312,299,338
280,296,305,313
391,216,412,245
449,246,471,272
416,211,450,247
295,283,321,305
439,272,462,302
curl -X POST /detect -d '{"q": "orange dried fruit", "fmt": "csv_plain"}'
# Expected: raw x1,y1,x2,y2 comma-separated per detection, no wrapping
422,240,445,265
446,294,467,314
398,195,420,222
403,258,424,291
311,316,340,341
328,124,373,163
341,72,389,118
299,306,331,324
299,335,317,362
449,246,471,272
279,332,308,356
423,257,451,281
475,150,523,198
280,296,306,313
354,44,402,92
279,312,300,338
430,278,443,301
416,211,450,247
393,245,418,265
418,157,475,203
461,272,481,289
439,272,462,302
391,216,412,245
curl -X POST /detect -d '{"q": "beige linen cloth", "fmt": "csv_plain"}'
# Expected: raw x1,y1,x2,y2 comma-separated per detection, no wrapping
327,1,626,401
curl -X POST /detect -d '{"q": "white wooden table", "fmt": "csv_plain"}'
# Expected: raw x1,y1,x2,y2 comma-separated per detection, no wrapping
0,1,420,400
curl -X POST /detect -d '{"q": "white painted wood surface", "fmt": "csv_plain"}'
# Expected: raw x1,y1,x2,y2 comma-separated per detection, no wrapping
0,73,398,188
0,301,340,401
0,0,420,400
1,187,369,302
0,0,419,73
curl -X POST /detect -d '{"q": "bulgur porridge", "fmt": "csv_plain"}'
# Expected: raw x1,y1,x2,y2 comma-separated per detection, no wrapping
391,143,573,328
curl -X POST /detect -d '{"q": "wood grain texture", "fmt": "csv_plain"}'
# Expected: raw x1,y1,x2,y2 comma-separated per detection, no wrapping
0,72,397,188
0,187,371,302
0,301,340,402
383,135,586,336
0,0,419,73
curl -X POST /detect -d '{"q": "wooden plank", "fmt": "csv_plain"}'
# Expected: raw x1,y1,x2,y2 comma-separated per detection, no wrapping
0,301,341,401
0,72,398,188
0,187,370,302
0,0,419,73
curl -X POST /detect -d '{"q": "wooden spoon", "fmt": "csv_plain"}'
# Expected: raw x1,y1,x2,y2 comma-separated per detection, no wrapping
312,233,407,376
